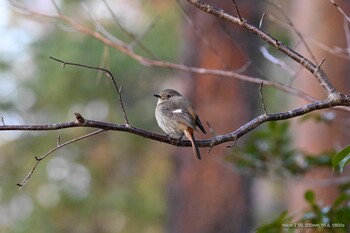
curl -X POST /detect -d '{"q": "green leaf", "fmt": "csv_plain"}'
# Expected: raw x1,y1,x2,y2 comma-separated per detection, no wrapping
333,193,350,209
256,210,293,233
304,190,315,204
332,145,350,172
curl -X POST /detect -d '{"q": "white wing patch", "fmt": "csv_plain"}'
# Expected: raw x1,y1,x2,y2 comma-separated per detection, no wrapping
172,109,183,114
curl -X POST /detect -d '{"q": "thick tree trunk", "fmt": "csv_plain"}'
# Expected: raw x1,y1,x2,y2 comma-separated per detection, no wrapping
167,1,263,232
288,0,350,213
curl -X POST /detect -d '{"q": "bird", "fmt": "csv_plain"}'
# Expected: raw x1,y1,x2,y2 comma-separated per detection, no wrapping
154,89,206,160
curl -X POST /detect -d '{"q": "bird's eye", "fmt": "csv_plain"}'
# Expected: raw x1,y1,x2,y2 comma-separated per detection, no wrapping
166,94,171,98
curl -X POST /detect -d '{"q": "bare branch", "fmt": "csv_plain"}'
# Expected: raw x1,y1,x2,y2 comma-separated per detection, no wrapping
315,58,326,72
267,1,318,63
17,129,105,188
5,0,350,187
328,0,350,23
259,82,268,115
0,62,348,187
266,12,350,61
9,1,327,104
50,0,62,16
2,96,350,149
74,112,86,124
206,121,216,137
312,39,350,60
129,15,159,49
259,46,295,76
57,135,61,146
101,0,158,59
226,137,237,149
259,12,266,28
176,0,230,68
185,0,337,96
49,56,130,124
231,0,243,22
116,84,129,124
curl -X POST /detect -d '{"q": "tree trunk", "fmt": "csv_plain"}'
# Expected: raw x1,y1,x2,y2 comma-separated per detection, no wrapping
167,1,263,232
288,0,350,214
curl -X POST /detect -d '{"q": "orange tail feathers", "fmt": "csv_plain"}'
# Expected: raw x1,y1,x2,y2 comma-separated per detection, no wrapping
184,128,201,160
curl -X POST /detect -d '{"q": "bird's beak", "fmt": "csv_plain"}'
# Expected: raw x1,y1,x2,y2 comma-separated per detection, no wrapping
154,94,161,98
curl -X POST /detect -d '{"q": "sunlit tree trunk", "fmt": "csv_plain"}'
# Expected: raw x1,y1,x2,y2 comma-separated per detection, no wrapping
167,1,263,232
288,0,350,214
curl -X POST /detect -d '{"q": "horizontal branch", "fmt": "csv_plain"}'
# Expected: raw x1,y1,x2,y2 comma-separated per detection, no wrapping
2,97,350,149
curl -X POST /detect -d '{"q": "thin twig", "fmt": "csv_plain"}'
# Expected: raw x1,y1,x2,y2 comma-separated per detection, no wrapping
6,0,350,188
231,0,243,22
186,0,337,96
9,2,330,104
267,1,318,63
343,19,350,59
101,0,158,59
315,58,326,74
312,39,350,60
96,45,110,82
17,129,105,188
74,112,86,124
226,136,237,148
259,46,295,76
176,0,229,69
50,0,62,16
49,56,130,124
259,81,268,115
57,135,61,146
129,15,159,49
328,0,350,23
265,12,350,61
116,84,129,124
206,121,215,154
206,121,216,137
259,12,266,28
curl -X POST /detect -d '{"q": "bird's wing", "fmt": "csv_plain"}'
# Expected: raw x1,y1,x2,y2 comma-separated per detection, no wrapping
158,100,195,129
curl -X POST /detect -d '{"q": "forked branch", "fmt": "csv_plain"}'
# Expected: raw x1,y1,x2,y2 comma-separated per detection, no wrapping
8,0,330,104
49,56,130,124
0,52,349,187
185,0,338,96
4,1,350,188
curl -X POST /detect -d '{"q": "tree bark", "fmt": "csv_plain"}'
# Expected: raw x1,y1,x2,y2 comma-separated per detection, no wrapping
167,1,263,232
288,0,350,214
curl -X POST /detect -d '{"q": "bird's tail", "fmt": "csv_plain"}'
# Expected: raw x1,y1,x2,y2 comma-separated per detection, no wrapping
184,129,201,160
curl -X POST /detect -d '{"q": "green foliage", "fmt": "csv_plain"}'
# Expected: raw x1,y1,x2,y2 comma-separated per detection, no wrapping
301,190,349,232
232,121,350,232
257,190,350,233
230,121,333,176
332,144,350,173
229,121,295,174
256,211,294,233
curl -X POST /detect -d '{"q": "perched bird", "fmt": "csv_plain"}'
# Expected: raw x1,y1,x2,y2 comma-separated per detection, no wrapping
154,89,206,160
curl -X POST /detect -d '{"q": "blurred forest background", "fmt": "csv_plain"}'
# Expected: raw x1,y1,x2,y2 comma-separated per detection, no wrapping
0,0,350,233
